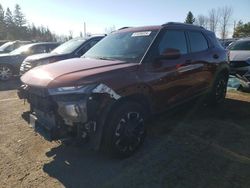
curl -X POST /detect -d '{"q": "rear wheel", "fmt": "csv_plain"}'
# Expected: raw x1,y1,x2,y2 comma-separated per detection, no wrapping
102,102,146,158
0,64,14,81
207,73,228,106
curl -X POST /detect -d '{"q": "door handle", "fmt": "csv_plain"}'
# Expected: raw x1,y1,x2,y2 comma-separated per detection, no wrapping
176,61,191,69
213,54,219,59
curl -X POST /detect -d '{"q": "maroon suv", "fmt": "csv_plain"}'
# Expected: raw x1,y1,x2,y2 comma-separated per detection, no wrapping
18,22,229,158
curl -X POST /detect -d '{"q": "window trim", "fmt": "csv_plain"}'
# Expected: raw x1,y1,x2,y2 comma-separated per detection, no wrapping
74,38,100,56
158,28,189,55
187,30,210,53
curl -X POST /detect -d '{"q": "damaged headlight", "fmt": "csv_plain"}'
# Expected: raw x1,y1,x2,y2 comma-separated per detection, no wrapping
48,84,97,95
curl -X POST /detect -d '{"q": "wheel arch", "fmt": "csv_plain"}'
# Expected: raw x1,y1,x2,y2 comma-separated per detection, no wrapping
92,93,152,151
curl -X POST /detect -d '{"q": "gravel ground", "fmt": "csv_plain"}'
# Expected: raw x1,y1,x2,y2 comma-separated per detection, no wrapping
1,80,250,188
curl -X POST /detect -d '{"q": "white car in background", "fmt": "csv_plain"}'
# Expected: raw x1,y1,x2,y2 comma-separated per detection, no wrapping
228,38,250,90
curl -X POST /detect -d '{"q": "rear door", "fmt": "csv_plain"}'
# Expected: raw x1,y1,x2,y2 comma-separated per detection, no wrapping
186,30,212,92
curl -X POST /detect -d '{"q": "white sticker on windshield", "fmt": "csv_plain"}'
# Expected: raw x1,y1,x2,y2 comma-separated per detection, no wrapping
131,31,151,37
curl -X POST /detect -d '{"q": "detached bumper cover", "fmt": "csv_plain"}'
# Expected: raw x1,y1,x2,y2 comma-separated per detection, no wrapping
229,61,250,88
29,110,68,141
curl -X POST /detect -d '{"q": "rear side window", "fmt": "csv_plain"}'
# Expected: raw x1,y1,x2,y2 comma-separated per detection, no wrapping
188,31,208,52
158,30,187,55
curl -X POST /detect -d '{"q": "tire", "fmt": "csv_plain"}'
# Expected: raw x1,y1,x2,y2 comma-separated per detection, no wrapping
207,73,228,106
102,102,146,158
0,64,14,81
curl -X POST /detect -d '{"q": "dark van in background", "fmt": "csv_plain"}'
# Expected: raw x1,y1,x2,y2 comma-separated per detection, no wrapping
20,36,105,74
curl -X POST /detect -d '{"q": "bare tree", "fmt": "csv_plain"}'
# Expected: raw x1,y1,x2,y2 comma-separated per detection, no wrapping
219,6,233,40
105,25,116,34
68,30,73,39
208,8,220,33
196,14,209,29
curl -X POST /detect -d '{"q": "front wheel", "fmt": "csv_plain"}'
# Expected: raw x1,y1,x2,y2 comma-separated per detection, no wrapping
207,73,228,106
102,102,146,158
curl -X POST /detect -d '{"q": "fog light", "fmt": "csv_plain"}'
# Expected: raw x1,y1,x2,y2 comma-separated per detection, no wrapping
64,104,79,118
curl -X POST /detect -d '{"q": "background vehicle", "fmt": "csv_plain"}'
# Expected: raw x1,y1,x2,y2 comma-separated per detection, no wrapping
0,40,31,54
228,38,250,90
0,42,59,80
19,23,229,158
20,36,105,74
219,38,237,48
0,40,9,46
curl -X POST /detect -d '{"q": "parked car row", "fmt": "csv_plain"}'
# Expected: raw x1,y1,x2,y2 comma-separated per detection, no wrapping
17,22,230,158
0,40,31,54
0,36,105,80
0,42,60,80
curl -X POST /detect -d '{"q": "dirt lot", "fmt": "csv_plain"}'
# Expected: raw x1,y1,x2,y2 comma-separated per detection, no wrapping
1,80,250,188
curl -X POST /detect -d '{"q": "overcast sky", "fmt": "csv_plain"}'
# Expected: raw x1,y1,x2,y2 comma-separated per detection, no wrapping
1,0,249,37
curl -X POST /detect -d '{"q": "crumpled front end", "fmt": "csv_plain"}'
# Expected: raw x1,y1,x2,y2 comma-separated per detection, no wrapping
18,83,121,145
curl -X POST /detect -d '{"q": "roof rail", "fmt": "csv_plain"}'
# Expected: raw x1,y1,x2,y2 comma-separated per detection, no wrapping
118,27,132,30
162,22,205,29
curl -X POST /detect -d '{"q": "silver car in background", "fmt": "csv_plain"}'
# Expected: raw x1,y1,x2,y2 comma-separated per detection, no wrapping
228,38,250,90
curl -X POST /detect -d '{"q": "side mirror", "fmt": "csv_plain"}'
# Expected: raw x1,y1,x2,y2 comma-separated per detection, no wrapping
159,48,181,60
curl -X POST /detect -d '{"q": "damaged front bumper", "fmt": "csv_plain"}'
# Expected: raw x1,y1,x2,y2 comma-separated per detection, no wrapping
18,83,119,146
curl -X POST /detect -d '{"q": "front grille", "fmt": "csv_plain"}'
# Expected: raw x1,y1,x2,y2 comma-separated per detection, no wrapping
20,61,34,74
26,87,55,112
28,86,48,97
230,61,250,68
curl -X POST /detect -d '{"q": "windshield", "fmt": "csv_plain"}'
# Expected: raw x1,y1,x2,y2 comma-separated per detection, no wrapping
10,44,33,55
0,41,15,51
228,40,250,51
51,38,86,54
84,30,158,63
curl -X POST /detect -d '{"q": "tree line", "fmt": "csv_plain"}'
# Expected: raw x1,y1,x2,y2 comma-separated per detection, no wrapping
0,3,57,41
185,7,250,39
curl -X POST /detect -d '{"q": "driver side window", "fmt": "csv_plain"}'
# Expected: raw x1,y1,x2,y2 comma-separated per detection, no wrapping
158,30,188,55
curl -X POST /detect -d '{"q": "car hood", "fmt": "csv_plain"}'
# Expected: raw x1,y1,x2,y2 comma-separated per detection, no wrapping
25,53,66,62
229,50,250,61
21,58,137,88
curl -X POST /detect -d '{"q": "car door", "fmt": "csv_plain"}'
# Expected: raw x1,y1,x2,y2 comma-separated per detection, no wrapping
187,30,212,93
142,29,196,111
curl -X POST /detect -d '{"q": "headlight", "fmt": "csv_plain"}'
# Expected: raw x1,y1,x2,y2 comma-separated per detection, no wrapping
48,84,97,95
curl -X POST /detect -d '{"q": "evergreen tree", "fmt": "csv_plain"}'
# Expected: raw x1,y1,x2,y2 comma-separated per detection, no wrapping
14,4,26,27
0,4,57,41
4,8,15,39
0,4,6,39
13,4,27,40
185,11,195,24
233,22,250,38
